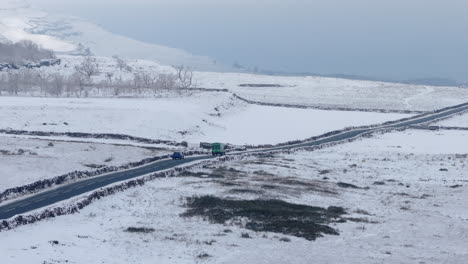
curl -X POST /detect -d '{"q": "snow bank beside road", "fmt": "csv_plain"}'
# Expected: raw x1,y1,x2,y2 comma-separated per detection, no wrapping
0,136,162,192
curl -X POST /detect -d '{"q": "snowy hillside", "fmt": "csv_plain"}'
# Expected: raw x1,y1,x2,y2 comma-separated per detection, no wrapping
0,0,223,70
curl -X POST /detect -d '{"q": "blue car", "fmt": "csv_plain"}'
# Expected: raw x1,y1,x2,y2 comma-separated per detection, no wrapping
171,152,185,160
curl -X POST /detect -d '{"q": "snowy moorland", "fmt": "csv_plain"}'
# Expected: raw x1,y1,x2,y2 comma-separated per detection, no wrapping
4,54,467,114
0,135,164,192
0,94,410,145
0,129,466,263
195,71,468,112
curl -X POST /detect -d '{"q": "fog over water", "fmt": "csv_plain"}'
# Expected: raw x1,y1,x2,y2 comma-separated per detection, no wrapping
29,0,468,82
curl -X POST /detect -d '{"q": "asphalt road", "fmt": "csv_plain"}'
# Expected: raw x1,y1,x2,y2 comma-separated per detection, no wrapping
1,102,468,220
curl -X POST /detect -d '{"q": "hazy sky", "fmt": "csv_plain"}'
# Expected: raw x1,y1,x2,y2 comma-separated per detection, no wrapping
29,0,468,82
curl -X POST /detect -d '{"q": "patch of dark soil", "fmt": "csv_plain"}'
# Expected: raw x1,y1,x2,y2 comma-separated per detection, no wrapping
394,192,410,197
252,170,276,177
241,232,252,238
104,157,114,163
439,168,448,172
373,181,386,185
319,170,331,175
182,196,347,241
239,84,285,88
215,180,242,187
345,217,378,224
197,253,212,259
419,194,431,199
83,164,106,169
261,184,279,190
354,209,371,215
182,171,223,179
124,227,155,233
337,182,365,189
449,184,463,188
228,188,265,195
271,178,337,195
49,240,59,245
227,167,243,173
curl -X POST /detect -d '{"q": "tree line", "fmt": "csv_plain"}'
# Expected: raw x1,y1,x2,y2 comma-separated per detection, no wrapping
0,40,55,64
0,54,195,97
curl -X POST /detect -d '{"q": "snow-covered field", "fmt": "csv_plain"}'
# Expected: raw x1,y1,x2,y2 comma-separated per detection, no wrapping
1,129,466,263
0,94,410,145
432,112,468,128
196,71,468,112
0,135,164,192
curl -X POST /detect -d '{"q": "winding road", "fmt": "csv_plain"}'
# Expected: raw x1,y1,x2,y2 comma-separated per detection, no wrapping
1,102,468,220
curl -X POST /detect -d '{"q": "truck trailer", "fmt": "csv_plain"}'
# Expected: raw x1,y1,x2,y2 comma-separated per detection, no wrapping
211,143,226,156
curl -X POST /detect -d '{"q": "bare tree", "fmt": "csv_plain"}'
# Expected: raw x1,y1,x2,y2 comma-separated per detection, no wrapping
69,71,87,97
49,73,65,96
0,40,55,64
175,65,193,89
6,72,20,95
155,73,177,91
105,72,114,84
75,55,100,79
112,55,128,71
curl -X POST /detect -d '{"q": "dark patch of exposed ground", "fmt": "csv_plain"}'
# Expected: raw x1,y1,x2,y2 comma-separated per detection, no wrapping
182,196,347,241
124,227,155,233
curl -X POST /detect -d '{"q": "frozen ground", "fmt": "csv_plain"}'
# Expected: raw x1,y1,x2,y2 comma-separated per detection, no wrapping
432,112,468,128
1,129,466,263
0,135,164,192
0,94,410,145
195,72,468,112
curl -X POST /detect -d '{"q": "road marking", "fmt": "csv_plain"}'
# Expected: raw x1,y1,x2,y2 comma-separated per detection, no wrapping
42,192,60,199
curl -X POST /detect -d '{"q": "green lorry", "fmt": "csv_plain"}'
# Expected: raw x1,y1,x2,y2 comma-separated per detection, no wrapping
211,143,226,156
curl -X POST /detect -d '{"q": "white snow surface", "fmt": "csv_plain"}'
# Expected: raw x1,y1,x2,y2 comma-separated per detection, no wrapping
1,129,467,263
0,135,163,192
195,71,468,112
432,112,468,128
0,94,410,145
